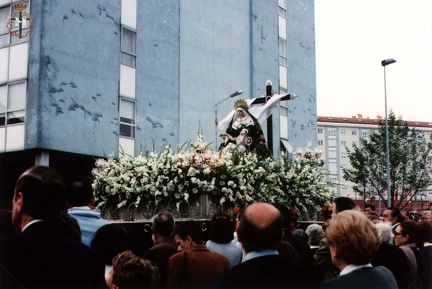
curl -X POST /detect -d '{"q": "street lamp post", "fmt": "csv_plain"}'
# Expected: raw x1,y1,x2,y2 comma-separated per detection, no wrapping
381,58,396,208
214,90,242,148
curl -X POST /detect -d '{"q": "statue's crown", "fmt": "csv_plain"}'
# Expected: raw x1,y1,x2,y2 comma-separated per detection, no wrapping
234,99,248,110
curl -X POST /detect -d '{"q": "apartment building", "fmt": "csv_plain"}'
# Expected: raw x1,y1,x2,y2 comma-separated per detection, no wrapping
317,115,432,209
0,0,317,205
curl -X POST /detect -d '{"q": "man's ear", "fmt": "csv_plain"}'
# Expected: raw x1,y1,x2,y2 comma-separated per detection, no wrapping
13,192,24,213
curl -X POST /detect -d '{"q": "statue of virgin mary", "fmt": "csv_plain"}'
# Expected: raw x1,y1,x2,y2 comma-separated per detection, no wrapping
219,99,269,157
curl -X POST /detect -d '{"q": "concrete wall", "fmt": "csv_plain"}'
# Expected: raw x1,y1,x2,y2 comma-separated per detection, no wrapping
286,0,317,149
26,0,121,157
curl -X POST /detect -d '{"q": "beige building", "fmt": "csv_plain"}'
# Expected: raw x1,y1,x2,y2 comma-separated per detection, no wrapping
317,115,432,209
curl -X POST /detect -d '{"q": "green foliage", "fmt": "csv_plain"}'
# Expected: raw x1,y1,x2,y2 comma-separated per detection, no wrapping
343,111,432,208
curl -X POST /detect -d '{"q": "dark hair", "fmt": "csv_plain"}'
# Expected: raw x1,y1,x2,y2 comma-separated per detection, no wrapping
293,229,309,243
272,203,293,229
91,224,130,265
386,207,404,223
364,204,376,211
67,175,93,207
152,212,175,237
174,221,204,244
398,220,422,247
419,221,432,243
237,205,283,252
15,166,67,220
208,213,234,244
333,197,356,213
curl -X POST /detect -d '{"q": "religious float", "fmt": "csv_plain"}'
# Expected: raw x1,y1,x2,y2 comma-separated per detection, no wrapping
92,82,333,222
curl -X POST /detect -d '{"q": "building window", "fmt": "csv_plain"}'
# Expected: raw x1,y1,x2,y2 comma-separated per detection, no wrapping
361,130,370,138
340,129,346,135
352,130,357,136
318,140,323,146
341,140,346,147
328,129,336,136
318,128,323,134
352,141,357,147
278,0,287,18
0,81,26,126
278,38,287,67
0,2,30,48
119,98,135,138
121,27,136,67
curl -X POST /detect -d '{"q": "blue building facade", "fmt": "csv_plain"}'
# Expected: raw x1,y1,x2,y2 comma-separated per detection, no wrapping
0,0,317,204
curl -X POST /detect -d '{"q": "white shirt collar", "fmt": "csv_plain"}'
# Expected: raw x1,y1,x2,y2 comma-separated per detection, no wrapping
22,219,43,232
242,249,278,262
340,263,372,276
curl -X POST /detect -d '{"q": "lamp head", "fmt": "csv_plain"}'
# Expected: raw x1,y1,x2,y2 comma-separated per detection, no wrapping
381,58,396,66
230,90,242,98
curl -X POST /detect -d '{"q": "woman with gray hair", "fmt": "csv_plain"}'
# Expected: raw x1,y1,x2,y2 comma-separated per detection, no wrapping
372,221,409,288
306,224,325,254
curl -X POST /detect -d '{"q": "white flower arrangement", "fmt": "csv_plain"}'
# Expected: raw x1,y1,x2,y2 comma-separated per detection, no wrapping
92,134,334,218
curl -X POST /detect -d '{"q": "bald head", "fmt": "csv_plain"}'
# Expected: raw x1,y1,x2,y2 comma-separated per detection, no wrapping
243,203,281,229
237,202,283,253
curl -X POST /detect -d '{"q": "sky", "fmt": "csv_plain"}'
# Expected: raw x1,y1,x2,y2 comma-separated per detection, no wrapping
314,0,432,122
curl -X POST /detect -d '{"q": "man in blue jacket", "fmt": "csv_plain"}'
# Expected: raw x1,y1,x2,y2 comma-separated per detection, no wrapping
67,175,110,246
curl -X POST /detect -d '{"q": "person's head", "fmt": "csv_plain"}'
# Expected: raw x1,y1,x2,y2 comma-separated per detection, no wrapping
364,204,376,213
272,203,295,230
326,210,379,269
106,250,160,289
12,166,67,229
208,212,234,244
375,222,394,245
91,224,130,265
152,212,175,240
173,221,203,252
365,211,380,224
305,223,325,246
382,207,403,225
67,175,94,207
419,221,432,244
236,108,245,118
237,202,283,253
293,229,309,243
393,220,421,247
331,197,357,217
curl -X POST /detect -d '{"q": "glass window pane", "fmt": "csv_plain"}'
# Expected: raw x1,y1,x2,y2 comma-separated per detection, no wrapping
0,7,9,36
120,99,135,123
0,85,7,112
7,109,24,124
121,52,136,67
8,82,26,110
120,124,135,138
121,28,136,54
0,112,5,126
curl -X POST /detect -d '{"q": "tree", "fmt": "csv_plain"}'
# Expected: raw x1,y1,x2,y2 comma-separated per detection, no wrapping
343,111,432,209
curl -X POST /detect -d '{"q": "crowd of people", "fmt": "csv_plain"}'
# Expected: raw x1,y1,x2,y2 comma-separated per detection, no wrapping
0,165,431,289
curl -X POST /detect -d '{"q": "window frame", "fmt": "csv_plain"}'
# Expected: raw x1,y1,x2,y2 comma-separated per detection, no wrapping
0,81,27,126
119,97,136,139
120,26,137,68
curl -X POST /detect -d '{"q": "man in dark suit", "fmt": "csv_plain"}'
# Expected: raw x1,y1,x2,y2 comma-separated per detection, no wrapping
167,220,230,289
141,211,178,286
0,166,106,288
215,202,318,289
